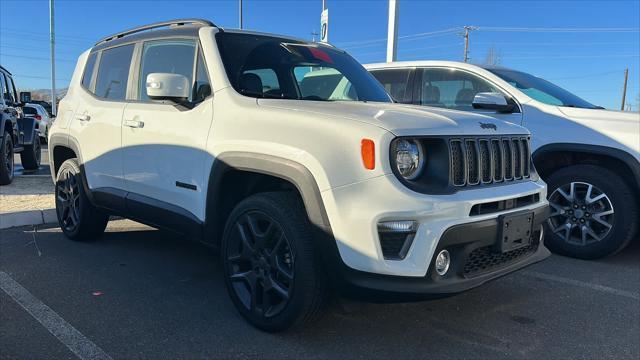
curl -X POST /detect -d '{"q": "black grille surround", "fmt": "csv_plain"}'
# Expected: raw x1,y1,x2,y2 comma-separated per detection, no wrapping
389,135,536,195
450,137,532,187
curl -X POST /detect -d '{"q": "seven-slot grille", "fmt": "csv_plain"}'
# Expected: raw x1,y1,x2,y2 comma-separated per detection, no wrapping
450,137,531,187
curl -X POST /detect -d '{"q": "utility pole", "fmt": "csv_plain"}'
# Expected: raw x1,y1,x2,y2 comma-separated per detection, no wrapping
386,0,399,62
621,68,628,111
49,0,56,116
462,26,477,63
239,0,243,29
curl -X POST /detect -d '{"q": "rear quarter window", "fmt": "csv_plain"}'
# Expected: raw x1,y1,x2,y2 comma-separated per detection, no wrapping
82,52,98,90
94,44,135,100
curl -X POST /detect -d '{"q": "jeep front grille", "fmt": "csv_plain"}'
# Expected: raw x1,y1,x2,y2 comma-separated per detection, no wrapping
450,137,531,187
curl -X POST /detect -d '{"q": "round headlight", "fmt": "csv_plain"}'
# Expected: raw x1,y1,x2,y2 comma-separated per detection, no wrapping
393,139,424,180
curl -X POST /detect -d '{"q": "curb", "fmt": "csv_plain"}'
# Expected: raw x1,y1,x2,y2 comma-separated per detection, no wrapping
0,209,57,230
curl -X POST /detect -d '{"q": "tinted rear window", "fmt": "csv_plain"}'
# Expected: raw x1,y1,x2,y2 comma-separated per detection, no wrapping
23,106,37,115
94,44,134,100
82,52,98,90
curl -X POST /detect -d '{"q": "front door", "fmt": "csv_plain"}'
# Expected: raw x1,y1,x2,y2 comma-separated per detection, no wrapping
121,39,213,222
416,67,523,125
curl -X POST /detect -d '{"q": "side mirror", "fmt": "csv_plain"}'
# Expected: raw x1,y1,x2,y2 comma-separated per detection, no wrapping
145,73,189,101
19,91,31,104
472,92,515,113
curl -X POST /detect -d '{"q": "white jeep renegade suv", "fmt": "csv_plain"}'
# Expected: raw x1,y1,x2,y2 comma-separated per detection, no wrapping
367,61,640,259
49,19,549,331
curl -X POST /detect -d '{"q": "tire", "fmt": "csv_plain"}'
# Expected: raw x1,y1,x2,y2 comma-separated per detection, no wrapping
20,136,41,170
221,192,328,332
55,158,109,241
545,164,638,259
0,131,14,185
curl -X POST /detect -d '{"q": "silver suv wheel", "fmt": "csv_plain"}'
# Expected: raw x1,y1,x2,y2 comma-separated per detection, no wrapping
548,181,614,246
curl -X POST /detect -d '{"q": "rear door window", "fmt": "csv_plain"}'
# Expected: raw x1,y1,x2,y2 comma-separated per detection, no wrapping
94,44,135,100
369,69,412,103
23,106,38,115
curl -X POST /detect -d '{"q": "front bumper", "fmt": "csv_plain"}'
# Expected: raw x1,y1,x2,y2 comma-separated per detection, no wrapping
318,173,550,299
320,205,549,300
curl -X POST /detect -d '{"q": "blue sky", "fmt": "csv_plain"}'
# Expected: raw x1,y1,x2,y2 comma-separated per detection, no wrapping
1,0,639,110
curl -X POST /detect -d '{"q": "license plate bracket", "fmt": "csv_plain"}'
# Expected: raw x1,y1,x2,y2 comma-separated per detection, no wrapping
497,212,534,253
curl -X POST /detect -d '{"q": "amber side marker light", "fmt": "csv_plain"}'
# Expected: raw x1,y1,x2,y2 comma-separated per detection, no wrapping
361,139,375,170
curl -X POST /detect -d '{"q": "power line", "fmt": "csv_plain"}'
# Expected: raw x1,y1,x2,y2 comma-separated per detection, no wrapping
477,26,640,33
548,69,628,80
13,74,70,81
338,27,460,49
0,52,76,62
0,27,93,41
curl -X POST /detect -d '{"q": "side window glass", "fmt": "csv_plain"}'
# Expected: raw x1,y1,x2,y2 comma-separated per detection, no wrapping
94,44,134,100
421,68,502,110
5,76,17,103
138,39,197,101
192,49,211,103
369,69,411,103
82,52,98,90
241,68,279,97
0,74,7,104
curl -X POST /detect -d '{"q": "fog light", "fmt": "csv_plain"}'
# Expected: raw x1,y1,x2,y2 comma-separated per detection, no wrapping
434,249,451,276
377,220,417,233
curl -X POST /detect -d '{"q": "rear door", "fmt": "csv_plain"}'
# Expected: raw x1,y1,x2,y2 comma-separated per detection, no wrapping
70,44,134,198
121,38,213,222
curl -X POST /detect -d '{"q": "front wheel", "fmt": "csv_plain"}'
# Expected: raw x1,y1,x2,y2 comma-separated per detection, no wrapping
0,132,14,185
55,158,109,240
545,164,638,259
221,192,328,332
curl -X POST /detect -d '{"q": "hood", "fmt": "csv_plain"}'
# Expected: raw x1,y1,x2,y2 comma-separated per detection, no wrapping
257,99,529,137
557,107,640,152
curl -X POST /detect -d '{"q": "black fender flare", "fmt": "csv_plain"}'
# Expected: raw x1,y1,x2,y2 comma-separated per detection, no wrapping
48,133,84,180
532,143,640,190
16,117,37,145
204,152,332,239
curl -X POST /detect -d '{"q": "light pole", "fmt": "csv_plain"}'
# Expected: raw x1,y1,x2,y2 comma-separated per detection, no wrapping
49,0,56,116
239,0,243,29
386,0,398,62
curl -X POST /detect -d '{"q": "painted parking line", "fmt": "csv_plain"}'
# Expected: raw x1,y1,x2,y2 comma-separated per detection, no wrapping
521,270,640,300
0,271,113,360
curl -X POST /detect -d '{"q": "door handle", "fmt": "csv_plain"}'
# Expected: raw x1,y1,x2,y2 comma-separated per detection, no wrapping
123,119,145,128
75,114,91,122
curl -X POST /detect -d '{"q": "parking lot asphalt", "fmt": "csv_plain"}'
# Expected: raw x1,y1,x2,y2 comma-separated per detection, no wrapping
1,220,638,360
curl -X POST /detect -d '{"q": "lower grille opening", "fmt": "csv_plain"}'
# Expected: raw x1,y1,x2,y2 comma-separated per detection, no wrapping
463,235,540,277
469,193,540,216
379,232,416,260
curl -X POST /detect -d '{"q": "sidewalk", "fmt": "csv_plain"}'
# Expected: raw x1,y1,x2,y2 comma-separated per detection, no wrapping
0,176,56,229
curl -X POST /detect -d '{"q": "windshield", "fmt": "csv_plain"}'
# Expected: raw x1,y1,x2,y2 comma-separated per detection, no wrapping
487,68,599,109
215,32,391,102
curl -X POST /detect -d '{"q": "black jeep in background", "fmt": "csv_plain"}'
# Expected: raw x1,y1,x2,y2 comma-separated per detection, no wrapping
0,65,41,185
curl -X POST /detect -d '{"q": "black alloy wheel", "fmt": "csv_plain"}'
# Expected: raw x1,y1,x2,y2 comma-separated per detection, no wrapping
56,166,81,233
225,210,294,318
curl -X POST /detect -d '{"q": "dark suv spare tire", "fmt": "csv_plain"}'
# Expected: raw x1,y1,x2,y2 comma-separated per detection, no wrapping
55,158,109,240
221,192,328,332
545,164,638,259
20,136,41,170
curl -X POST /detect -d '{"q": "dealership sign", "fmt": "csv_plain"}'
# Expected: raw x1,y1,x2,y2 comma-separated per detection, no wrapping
320,9,329,43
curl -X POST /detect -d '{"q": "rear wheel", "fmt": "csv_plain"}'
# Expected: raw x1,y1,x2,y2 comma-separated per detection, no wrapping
221,192,328,332
55,158,109,240
545,164,637,259
0,131,14,185
20,136,41,170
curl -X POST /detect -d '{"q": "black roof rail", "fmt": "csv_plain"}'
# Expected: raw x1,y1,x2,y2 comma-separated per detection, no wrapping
95,18,216,46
